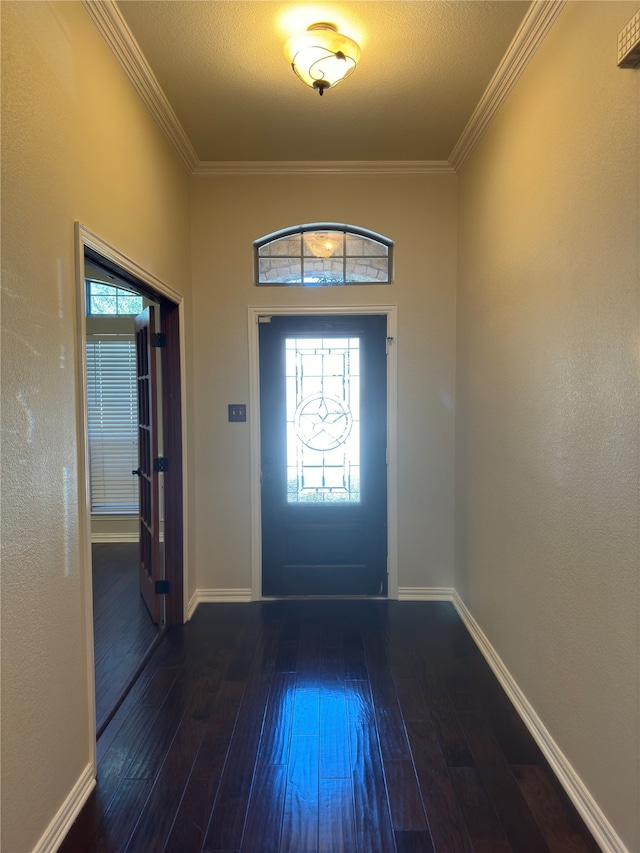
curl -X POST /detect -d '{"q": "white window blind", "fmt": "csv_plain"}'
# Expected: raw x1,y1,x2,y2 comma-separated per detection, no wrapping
86,336,139,514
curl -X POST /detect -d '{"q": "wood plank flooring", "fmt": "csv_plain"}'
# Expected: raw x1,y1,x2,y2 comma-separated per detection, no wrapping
93,543,161,735
62,600,600,852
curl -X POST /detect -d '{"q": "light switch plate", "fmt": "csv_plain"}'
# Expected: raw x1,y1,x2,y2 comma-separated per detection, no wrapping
228,404,247,422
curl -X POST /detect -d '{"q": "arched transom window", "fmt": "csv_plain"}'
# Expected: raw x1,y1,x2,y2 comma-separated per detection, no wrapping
255,224,393,286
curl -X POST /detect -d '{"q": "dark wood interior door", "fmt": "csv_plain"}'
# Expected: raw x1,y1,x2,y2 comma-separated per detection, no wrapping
260,314,388,596
134,306,161,622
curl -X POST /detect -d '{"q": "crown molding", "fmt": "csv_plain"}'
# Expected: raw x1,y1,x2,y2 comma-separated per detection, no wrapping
84,1,452,177
193,160,455,176
85,0,563,177
449,0,567,171
81,0,199,172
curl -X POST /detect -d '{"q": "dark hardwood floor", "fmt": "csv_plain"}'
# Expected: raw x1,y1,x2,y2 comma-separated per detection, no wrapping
64,599,600,852
93,543,161,735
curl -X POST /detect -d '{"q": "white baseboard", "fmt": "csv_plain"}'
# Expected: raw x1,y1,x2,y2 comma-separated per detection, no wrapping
91,532,138,543
90,533,165,544
398,586,455,601
33,763,95,853
187,588,253,618
187,590,198,619
190,587,450,613
451,591,628,853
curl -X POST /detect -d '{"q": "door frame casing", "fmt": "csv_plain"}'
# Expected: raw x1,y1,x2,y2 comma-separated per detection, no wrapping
248,305,398,600
74,223,189,767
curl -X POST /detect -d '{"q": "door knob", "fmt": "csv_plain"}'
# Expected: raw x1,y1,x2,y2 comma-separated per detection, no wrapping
132,468,142,476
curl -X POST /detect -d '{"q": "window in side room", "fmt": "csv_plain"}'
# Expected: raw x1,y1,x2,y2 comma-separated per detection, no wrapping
85,278,144,514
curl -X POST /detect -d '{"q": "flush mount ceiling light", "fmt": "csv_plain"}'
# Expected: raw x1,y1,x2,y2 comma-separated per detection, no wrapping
303,231,342,257
284,23,360,96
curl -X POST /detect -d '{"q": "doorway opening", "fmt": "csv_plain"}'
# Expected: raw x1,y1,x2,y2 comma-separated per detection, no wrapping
76,225,185,740
248,305,398,600
85,262,165,732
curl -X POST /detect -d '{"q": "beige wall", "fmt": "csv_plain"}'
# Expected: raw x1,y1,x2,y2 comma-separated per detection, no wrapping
456,2,639,848
190,173,457,594
0,3,192,851
4,1,638,850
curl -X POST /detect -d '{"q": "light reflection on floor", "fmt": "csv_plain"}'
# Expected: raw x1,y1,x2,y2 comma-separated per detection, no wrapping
249,674,380,849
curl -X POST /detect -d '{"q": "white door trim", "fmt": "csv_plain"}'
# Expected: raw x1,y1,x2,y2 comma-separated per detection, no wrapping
248,305,398,601
74,223,189,771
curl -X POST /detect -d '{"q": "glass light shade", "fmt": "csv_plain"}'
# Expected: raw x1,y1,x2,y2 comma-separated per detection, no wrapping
304,232,343,258
285,23,360,94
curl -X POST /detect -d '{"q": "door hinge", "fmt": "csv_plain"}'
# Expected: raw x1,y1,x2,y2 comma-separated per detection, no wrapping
151,332,166,348
155,579,170,595
153,457,169,472
258,315,272,324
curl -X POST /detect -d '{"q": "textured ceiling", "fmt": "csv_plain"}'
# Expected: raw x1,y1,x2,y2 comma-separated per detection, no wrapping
116,1,531,163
